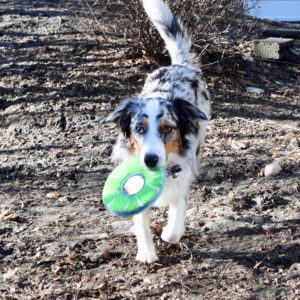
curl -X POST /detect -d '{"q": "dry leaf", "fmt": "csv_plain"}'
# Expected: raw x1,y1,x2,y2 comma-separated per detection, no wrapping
0,212,18,222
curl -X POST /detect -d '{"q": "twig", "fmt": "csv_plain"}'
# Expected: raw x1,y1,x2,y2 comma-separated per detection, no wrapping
76,0,108,40
198,53,228,68
253,253,269,270
264,120,300,132
219,282,243,297
0,191,9,196
253,260,264,270
272,150,300,159
233,117,300,133
180,279,198,292
89,156,94,170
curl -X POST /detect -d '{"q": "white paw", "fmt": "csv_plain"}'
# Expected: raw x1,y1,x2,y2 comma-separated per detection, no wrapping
161,226,185,243
136,250,158,264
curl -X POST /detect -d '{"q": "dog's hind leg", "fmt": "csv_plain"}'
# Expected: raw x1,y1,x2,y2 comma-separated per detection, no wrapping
133,211,158,263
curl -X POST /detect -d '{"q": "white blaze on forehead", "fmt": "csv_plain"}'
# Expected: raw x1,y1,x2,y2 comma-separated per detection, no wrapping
144,100,160,132
140,100,166,167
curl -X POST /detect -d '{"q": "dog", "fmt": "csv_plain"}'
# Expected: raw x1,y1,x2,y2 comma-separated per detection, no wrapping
104,0,211,263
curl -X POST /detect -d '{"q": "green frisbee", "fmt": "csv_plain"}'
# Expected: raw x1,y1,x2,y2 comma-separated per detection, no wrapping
102,156,166,216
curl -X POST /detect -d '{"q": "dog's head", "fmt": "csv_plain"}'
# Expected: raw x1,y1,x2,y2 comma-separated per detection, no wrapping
104,98,207,168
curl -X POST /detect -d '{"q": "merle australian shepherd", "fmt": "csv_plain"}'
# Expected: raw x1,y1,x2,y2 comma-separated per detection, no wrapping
104,0,211,263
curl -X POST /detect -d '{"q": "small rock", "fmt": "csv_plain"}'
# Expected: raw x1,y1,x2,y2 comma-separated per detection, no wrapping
243,54,255,63
246,87,265,94
231,140,249,150
199,261,213,271
236,215,264,225
46,191,62,199
100,249,111,260
3,269,17,280
186,207,199,217
202,220,232,232
143,276,152,284
289,263,300,271
260,161,282,177
288,263,300,279
99,233,109,239
253,196,264,206
252,216,264,224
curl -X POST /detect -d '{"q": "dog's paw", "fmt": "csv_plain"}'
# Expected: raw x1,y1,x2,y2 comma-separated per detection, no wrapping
136,251,158,264
161,226,185,243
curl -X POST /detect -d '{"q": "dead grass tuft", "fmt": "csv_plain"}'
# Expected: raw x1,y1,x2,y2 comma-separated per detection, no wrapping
125,0,259,64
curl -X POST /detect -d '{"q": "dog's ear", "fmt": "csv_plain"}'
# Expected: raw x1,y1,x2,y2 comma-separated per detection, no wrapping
173,98,208,135
103,99,138,138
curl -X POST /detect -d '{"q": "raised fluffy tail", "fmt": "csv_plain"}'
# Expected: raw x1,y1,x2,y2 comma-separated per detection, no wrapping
141,0,192,65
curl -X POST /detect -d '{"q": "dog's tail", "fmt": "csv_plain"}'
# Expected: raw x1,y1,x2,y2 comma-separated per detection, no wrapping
141,0,192,65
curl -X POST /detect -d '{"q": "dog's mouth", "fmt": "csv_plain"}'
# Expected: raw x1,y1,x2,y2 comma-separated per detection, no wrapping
145,164,181,178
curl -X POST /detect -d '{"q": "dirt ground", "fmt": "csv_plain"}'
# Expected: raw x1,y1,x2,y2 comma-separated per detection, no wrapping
1,1,300,299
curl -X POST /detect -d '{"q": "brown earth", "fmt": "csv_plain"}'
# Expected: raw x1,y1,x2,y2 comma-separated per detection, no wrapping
0,1,300,299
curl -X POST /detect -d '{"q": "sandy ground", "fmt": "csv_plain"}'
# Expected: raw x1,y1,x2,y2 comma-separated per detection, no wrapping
0,1,300,299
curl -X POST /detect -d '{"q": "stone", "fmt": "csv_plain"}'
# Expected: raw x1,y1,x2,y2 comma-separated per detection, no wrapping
253,38,294,60
246,87,265,94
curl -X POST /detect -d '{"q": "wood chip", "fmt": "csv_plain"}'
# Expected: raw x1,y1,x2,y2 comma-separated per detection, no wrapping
0,212,18,222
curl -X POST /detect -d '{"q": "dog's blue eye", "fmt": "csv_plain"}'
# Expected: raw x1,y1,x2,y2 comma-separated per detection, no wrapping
135,126,145,134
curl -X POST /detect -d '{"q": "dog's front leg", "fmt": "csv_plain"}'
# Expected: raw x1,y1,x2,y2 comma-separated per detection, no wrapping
161,194,187,244
133,211,158,263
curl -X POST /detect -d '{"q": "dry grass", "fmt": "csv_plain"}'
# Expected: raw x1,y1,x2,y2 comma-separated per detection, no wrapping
125,0,259,63
73,0,259,64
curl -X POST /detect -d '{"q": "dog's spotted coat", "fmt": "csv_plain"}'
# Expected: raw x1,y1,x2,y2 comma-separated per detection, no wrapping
105,0,211,263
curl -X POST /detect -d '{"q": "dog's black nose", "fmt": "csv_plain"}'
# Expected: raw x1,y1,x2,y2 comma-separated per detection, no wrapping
144,153,159,168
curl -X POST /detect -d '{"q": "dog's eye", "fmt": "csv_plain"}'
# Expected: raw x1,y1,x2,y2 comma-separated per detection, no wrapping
135,126,145,134
163,126,173,134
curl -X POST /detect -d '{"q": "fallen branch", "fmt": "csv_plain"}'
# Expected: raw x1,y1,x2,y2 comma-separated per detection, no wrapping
234,117,300,133
272,150,300,159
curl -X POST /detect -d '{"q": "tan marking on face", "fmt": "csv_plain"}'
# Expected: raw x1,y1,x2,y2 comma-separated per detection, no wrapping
159,118,175,135
129,137,140,153
141,117,149,129
159,119,167,129
165,131,181,155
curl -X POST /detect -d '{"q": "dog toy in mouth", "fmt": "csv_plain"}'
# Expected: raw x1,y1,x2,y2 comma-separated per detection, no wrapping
102,156,166,216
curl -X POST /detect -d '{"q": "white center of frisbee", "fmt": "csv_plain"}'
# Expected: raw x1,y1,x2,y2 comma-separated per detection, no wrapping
123,175,145,196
